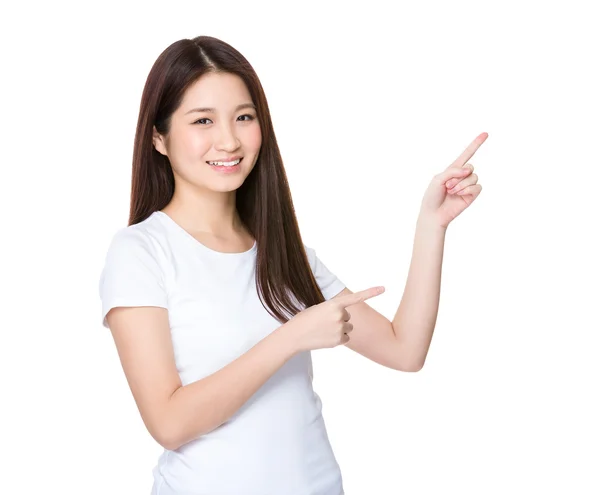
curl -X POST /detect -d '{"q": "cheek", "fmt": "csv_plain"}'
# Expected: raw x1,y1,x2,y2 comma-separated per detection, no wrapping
247,124,262,151
178,129,211,157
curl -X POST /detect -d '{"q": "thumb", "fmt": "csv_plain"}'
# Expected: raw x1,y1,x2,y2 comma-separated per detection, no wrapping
439,165,470,185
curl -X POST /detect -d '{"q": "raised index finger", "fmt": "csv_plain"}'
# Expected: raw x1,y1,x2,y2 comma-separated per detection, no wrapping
334,286,385,308
450,132,488,169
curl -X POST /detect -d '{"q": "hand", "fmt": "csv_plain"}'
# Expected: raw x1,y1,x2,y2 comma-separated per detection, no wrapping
284,286,386,353
419,132,488,229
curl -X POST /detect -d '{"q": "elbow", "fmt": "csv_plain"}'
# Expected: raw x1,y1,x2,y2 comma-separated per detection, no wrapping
149,410,182,451
155,424,181,451
153,392,186,451
158,426,212,451
396,344,425,372
161,438,181,452
156,417,210,451
397,359,424,372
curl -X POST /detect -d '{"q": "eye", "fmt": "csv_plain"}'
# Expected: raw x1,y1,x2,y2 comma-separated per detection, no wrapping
193,114,256,125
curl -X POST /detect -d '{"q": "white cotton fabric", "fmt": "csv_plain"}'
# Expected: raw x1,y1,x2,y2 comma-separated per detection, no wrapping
98,211,346,495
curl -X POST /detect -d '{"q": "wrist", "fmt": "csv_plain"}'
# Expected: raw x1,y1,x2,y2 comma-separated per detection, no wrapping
417,212,447,233
271,323,300,358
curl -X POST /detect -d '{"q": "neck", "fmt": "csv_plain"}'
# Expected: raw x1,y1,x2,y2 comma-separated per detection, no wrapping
162,189,244,238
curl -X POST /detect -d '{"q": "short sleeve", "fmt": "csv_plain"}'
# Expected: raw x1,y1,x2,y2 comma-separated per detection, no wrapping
304,244,346,301
98,227,168,329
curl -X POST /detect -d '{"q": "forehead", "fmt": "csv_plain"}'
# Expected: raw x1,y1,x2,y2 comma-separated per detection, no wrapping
180,72,252,110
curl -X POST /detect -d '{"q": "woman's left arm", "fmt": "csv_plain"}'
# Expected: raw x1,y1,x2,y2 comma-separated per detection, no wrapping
390,215,447,371
392,132,488,369
335,132,488,371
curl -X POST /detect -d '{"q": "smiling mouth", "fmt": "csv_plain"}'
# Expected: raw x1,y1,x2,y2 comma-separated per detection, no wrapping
206,158,243,167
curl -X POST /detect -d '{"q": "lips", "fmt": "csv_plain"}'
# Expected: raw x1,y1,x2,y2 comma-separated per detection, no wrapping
206,156,243,165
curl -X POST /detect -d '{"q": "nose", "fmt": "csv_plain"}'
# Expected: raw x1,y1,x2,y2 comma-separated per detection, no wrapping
215,121,241,152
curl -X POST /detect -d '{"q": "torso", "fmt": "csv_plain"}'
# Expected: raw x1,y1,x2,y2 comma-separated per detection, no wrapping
102,211,346,494
137,211,345,493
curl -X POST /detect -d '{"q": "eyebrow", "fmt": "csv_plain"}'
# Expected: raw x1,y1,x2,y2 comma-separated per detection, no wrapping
184,103,256,115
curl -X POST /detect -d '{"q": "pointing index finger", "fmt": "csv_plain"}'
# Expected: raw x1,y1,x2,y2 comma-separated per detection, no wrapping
335,286,385,308
450,132,488,169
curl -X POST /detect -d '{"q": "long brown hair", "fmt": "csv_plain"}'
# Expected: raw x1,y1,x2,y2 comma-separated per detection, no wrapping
128,35,327,324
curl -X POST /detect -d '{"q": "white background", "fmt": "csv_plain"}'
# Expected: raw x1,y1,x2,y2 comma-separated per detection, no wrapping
2,0,599,494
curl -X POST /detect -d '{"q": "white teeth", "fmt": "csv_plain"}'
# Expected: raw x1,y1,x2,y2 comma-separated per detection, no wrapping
208,159,241,167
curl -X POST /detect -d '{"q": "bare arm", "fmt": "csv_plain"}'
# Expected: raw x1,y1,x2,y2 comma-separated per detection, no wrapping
165,325,295,449
107,306,296,451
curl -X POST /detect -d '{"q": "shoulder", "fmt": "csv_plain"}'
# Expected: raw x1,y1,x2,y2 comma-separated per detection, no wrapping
302,243,331,272
105,213,167,257
101,221,170,279
99,220,168,298
106,224,153,257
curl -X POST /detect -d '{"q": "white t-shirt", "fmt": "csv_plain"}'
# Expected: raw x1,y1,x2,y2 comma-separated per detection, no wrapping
98,210,346,495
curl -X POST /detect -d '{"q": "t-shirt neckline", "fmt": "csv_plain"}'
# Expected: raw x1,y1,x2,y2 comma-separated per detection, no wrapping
153,210,257,257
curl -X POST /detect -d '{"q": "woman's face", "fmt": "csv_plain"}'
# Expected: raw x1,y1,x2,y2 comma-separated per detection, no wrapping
153,72,262,192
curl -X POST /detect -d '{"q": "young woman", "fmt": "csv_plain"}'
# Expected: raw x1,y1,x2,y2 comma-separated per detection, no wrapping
99,35,486,495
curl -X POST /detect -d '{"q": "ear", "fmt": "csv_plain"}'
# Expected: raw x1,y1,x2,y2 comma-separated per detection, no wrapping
152,126,168,156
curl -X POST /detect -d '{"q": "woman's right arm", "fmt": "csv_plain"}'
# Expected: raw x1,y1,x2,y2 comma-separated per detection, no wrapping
106,305,298,451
